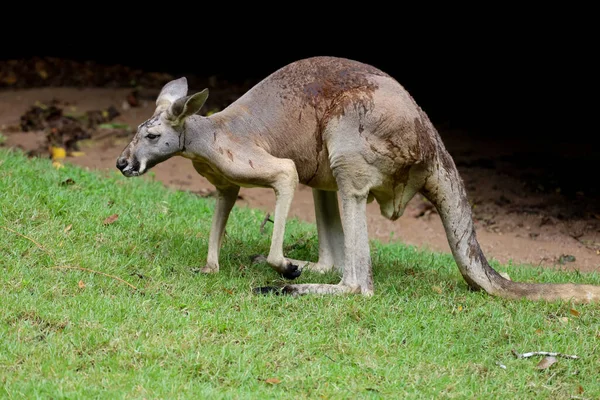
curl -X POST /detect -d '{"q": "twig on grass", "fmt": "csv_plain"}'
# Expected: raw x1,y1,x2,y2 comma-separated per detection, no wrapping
260,213,273,234
52,265,138,290
324,354,337,363
1,225,49,253
512,349,579,360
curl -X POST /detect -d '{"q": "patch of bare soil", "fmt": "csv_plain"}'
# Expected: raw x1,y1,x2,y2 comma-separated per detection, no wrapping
2,85,598,273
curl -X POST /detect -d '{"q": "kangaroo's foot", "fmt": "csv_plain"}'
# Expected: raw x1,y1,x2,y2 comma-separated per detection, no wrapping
200,265,219,274
253,283,366,296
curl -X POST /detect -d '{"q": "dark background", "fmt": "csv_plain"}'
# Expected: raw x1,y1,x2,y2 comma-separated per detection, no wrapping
2,11,597,148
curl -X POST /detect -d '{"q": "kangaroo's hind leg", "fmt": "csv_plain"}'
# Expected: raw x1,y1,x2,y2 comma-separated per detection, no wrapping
254,177,374,296
282,189,345,274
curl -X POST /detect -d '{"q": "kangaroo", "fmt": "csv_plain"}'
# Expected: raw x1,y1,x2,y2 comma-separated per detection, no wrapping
116,56,600,303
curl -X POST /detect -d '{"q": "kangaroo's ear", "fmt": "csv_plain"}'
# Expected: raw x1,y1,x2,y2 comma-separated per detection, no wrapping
166,89,209,124
155,77,188,113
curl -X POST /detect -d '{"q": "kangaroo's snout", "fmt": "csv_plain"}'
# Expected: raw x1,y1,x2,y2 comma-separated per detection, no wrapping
116,157,128,171
116,155,142,177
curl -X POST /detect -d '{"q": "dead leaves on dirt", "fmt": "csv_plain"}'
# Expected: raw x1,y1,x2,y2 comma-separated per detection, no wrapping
14,97,127,167
19,99,122,158
0,57,174,89
557,254,576,265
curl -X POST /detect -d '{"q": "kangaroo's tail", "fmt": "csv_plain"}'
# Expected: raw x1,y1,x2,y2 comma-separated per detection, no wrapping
421,143,600,303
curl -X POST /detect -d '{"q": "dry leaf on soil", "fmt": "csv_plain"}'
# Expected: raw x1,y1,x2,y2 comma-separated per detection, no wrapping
265,378,281,385
536,356,557,370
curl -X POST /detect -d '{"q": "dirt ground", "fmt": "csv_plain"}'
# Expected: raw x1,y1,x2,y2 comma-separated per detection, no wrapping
1,86,599,273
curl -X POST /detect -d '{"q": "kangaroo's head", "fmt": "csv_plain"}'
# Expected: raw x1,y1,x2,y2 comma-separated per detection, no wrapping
116,77,209,177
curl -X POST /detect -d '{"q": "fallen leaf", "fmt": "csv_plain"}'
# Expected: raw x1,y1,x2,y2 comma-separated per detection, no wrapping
570,309,581,317
536,356,557,370
432,285,443,294
559,317,569,324
51,146,66,161
103,214,119,225
69,151,85,157
78,280,86,289
457,305,463,312
64,224,72,233
52,161,64,170
265,378,281,385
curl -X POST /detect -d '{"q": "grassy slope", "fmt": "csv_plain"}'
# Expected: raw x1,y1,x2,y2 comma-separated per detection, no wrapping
0,148,599,399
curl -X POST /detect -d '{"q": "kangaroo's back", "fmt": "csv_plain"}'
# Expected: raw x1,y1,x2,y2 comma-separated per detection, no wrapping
215,56,432,186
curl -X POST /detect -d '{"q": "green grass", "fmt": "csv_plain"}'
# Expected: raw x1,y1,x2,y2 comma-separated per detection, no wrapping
1,148,599,399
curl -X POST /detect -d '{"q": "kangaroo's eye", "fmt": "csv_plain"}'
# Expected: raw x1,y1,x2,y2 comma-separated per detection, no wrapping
146,133,160,140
